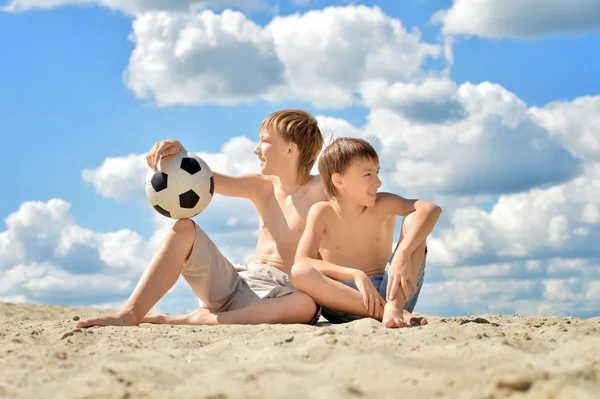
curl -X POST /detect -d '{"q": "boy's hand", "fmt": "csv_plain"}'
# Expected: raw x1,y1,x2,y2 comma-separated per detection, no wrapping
387,251,417,302
353,270,385,319
146,139,187,171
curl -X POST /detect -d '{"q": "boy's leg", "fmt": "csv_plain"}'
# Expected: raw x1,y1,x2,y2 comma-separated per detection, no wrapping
76,219,196,328
381,213,428,328
144,264,321,326
142,291,318,325
290,263,386,321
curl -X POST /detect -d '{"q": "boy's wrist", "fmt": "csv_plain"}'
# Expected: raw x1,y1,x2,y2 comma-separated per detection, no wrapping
351,269,367,281
393,247,411,263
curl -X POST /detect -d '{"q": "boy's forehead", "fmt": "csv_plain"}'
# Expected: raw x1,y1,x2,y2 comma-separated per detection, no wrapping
350,157,379,170
260,127,278,138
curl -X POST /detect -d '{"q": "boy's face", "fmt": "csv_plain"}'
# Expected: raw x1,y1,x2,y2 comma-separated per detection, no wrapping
336,157,381,206
254,128,292,176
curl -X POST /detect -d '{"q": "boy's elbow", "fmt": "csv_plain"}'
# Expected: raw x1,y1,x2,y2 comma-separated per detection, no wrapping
422,201,442,216
290,259,315,283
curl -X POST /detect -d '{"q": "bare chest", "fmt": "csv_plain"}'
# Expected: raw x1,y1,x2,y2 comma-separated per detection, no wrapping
321,214,396,272
257,190,314,245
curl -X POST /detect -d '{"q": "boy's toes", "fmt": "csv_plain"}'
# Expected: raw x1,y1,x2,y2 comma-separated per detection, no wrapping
75,320,90,328
383,317,409,328
409,316,427,326
141,313,168,324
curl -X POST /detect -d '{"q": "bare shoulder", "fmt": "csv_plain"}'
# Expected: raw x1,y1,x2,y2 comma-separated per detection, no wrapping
252,173,277,194
308,200,335,220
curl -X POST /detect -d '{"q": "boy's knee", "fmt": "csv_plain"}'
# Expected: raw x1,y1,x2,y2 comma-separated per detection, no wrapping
172,219,197,261
173,218,195,234
292,292,318,324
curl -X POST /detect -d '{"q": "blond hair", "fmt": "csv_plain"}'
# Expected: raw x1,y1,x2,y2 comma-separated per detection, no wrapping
260,109,324,185
318,137,379,200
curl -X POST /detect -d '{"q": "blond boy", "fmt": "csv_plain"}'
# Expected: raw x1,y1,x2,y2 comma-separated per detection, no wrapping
76,109,326,328
291,137,442,328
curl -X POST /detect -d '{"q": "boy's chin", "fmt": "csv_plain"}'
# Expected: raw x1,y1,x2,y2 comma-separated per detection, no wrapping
260,166,275,176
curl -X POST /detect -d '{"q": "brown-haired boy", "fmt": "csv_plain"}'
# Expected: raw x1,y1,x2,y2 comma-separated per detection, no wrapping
291,137,442,328
77,109,327,328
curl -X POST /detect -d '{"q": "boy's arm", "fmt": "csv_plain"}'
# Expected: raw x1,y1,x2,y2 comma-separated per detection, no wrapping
212,172,267,200
146,138,267,201
377,192,442,256
295,203,361,281
377,192,442,301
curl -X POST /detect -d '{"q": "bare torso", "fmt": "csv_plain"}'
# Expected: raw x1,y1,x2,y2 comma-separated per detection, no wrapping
251,175,326,273
319,199,397,277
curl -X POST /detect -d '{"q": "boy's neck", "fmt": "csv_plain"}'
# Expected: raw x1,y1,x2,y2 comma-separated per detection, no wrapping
332,197,366,219
273,167,304,195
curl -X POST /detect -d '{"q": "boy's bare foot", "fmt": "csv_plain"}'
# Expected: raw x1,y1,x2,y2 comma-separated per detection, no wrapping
382,301,410,328
141,308,218,326
403,309,427,326
75,311,140,328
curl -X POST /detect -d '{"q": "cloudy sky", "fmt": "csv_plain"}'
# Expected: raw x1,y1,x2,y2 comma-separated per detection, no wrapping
1,0,599,319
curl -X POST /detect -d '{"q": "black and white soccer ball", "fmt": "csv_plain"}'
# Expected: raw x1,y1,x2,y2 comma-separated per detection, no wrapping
145,151,214,219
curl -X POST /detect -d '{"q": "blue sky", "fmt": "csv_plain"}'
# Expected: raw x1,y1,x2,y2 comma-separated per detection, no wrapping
1,0,599,318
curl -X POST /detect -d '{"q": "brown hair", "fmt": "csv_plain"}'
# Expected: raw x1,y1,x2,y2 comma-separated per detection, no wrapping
260,109,324,185
318,137,379,200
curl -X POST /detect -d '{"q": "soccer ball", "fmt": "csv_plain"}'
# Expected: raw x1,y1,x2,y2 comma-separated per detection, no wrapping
145,151,214,219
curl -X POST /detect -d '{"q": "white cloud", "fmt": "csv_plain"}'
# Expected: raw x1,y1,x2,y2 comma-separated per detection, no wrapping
82,154,148,202
428,163,600,267
266,6,441,108
361,77,465,123
0,262,131,298
4,5,443,109
418,258,600,318
327,81,582,196
529,96,600,162
2,0,273,14
123,6,442,108
432,0,600,39
126,10,284,106
0,196,257,310
82,136,259,203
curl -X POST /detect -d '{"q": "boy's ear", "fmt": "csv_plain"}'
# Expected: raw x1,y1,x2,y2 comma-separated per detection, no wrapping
332,172,343,188
287,142,298,157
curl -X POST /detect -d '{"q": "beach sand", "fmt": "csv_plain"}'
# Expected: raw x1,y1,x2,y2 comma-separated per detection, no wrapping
1,302,598,398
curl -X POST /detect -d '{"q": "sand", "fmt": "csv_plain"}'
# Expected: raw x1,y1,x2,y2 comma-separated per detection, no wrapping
1,303,599,399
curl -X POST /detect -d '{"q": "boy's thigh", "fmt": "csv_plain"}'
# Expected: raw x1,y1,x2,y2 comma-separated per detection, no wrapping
181,222,252,312
233,264,322,325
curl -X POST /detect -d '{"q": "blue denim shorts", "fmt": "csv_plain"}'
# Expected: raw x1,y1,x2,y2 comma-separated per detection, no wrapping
321,248,427,324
